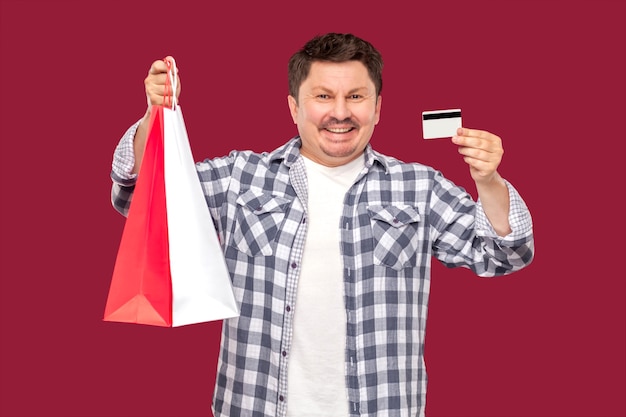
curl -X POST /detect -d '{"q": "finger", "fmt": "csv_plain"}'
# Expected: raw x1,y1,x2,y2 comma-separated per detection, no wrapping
145,72,169,86
145,72,174,91
460,146,504,166
453,136,499,155
452,134,484,149
456,128,501,148
145,74,168,99
457,127,492,139
453,132,502,153
148,59,170,75
457,146,495,162
463,156,497,176
146,84,176,106
147,93,175,107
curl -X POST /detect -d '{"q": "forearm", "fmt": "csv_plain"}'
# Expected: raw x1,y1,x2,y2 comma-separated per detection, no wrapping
431,172,533,277
475,172,511,237
131,111,151,174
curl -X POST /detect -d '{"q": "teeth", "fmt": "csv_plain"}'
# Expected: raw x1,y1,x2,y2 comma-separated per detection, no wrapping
327,127,352,133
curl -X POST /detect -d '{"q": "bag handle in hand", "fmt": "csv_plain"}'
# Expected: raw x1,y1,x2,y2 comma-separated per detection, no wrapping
164,56,178,110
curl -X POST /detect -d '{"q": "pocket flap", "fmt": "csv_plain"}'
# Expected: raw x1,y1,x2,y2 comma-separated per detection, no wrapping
367,204,421,227
236,189,291,214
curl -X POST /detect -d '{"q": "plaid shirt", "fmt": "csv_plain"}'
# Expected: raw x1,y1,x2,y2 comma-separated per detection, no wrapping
111,123,534,417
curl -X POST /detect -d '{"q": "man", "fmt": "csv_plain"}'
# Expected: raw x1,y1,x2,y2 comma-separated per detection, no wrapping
111,33,533,417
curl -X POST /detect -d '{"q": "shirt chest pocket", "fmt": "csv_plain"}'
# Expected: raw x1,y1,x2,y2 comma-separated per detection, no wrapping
231,189,292,257
367,204,422,270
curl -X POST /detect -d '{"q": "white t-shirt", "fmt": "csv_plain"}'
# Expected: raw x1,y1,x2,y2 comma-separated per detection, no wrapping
286,154,365,417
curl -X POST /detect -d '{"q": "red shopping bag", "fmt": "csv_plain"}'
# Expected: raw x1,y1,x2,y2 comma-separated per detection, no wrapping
104,57,239,327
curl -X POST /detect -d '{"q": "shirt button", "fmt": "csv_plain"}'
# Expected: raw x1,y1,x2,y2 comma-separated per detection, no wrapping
291,262,297,269
286,305,291,312
279,395,285,402
282,350,287,357
392,217,398,223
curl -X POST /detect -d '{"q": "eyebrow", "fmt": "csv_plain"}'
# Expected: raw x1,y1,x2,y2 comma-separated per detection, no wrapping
311,86,370,95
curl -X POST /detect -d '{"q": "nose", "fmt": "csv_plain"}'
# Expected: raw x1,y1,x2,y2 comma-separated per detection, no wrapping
330,97,352,121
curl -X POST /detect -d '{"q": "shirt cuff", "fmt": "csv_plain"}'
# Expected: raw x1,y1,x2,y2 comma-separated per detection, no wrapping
475,179,533,239
111,119,141,186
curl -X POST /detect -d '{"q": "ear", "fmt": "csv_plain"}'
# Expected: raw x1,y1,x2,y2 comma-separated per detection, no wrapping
287,95,298,124
374,95,382,125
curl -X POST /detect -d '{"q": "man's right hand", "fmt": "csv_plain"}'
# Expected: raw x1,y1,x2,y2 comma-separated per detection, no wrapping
132,56,182,174
144,56,182,110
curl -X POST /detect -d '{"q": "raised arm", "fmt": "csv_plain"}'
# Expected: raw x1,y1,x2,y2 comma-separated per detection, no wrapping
452,127,511,237
110,57,181,216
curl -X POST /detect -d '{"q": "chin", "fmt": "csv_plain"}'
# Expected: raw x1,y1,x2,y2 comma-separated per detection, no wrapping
322,146,359,159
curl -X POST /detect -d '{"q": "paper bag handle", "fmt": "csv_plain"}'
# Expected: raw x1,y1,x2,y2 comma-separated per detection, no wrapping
164,56,178,110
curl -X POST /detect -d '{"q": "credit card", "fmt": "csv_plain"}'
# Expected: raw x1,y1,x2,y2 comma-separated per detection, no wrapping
422,109,462,139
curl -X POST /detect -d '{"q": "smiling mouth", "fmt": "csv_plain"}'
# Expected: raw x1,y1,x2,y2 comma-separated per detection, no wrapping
325,127,354,133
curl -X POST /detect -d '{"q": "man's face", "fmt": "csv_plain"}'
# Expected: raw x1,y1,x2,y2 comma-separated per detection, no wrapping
288,60,382,167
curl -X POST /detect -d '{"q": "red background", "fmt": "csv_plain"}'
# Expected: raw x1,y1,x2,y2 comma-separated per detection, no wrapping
1,1,624,416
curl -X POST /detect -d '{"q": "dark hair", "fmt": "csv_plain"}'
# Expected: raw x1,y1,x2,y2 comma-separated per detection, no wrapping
288,33,383,102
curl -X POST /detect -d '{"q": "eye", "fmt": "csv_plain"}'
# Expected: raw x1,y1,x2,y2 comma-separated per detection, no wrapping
348,94,363,100
317,94,330,100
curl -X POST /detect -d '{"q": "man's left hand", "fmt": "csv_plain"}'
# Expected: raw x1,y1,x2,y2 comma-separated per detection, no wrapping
452,127,504,184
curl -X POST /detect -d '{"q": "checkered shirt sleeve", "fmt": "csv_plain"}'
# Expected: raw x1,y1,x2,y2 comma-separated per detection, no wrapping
110,121,141,216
